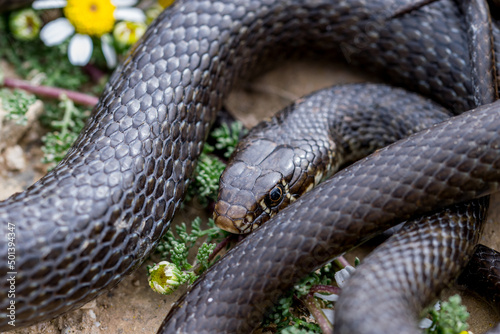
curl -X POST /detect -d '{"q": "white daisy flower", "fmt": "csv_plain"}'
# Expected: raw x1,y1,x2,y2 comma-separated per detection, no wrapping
33,0,146,67
147,261,184,295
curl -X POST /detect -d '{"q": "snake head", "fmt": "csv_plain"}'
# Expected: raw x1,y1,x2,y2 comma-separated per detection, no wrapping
213,139,305,234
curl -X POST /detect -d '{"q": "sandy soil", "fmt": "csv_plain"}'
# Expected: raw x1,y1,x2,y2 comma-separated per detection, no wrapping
2,59,500,334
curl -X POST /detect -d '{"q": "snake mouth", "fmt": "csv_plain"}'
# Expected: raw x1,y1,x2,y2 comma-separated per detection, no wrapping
213,214,261,234
214,215,242,234
222,213,272,235
213,200,260,234
213,195,287,233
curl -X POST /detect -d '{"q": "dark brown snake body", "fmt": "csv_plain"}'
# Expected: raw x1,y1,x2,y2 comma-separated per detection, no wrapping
213,81,489,334
335,199,490,333
1,0,500,332
213,84,453,234
162,101,500,333
459,244,500,309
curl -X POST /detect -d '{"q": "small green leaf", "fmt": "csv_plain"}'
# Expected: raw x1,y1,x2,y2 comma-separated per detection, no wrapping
196,242,216,271
0,88,36,125
40,96,90,168
211,121,247,158
186,150,226,206
0,33,88,90
425,295,469,334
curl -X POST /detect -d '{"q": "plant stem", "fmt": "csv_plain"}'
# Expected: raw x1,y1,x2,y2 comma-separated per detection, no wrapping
191,234,238,275
303,293,333,334
59,96,74,137
309,285,341,295
336,255,351,268
207,234,237,263
2,77,98,107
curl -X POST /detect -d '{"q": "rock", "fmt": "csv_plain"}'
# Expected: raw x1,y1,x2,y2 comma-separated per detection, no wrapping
0,98,43,152
88,310,96,320
81,300,97,309
4,145,26,171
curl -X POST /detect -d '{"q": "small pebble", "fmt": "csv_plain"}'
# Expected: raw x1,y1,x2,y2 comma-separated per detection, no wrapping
88,310,96,320
4,145,26,171
61,326,74,334
81,300,97,309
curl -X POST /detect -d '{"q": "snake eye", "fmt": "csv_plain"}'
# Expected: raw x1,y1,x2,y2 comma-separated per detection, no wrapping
266,184,284,207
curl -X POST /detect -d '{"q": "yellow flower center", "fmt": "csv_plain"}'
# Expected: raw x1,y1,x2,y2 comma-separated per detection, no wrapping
64,0,116,37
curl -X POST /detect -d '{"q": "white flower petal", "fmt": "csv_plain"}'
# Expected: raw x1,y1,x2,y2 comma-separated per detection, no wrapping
68,34,93,66
32,0,67,9
101,35,117,68
39,18,74,46
111,0,139,7
114,8,146,22
321,309,335,325
314,293,339,302
334,265,356,288
419,318,433,329
152,281,166,294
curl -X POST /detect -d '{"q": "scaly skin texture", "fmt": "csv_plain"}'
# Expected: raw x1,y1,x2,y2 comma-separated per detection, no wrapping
0,0,499,331
161,102,500,333
335,198,489,334
214,84,452,233
458,244,500,311
334,1,497,333
213,83,489,333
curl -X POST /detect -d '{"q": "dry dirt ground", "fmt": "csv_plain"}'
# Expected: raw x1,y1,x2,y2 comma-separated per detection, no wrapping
2,59,500,334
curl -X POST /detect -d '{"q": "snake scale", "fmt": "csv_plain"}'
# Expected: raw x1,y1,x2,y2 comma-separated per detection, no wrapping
211,77,492,334
211,81,490,334
213,84,453,233
1,0,500,332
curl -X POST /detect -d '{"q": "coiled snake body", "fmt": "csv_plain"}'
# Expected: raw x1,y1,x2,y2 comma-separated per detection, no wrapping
213,84,454,233
212,82,490,334
1,0,500,332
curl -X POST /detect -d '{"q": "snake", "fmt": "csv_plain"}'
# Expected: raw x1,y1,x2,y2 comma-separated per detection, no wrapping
334,199,490,333
213,83,453,233
161,99,500,332
208,2,498,333
210,80,493,333
211,81,492,334
1,0,500,332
